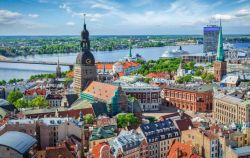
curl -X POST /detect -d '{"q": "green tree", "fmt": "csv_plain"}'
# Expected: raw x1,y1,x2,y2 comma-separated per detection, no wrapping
31,96,49,107
194,66,204,76
176,75,192,83
7,90,23,104
148,116,157,123
0,80,6,86
184,61,195,70
144,78,152,84
202,72,214,83
117,113,139,128
14,99,29,109
84,114,94,124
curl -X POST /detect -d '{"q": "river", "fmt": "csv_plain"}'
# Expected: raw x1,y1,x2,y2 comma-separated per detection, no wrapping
0,43,249,81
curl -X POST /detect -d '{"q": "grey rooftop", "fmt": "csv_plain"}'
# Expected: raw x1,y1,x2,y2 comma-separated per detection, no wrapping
0,131,37,154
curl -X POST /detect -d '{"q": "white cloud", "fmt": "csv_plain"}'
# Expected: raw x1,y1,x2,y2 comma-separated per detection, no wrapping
212,14,234,20
59,3,103,22
236,0,248,3
57,0,250,34
66,21,75,26
28,14,39,18
59,3,72,14
91,2,115,11
0,9,22,25
78,12,103,22
235,9,250,17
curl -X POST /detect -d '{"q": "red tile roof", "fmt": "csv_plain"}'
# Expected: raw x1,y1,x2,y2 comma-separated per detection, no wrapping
96,63,113,70
24,88,46,96
203,130,218,140
122,61,140,69
146,72,172,79
96,117,117,127
175,118,194,131
92,142,110,158
45,145,75,158
83,81,118,102
117,72,124,77
167,141,200,158
66,71,74,78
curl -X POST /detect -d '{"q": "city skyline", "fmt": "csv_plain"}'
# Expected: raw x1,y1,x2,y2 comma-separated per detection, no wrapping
0,0,250,35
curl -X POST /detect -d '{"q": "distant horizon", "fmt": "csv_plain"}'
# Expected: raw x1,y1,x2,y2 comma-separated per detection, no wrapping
0,0,250,35
1,34,250,37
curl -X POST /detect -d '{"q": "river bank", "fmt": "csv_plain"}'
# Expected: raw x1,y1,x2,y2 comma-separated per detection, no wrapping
0,43,249,81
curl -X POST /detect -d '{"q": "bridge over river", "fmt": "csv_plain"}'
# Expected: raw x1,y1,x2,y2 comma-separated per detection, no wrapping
0,59,74,70
0,58,115,71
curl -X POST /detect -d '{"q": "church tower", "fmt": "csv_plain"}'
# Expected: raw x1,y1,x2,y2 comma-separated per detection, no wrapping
214,20,227,82
56,57,61,78
74,15,97,94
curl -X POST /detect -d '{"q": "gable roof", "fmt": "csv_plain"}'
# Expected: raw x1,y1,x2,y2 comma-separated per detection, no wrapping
24,88,46,96
83,81,118,102
160,112,192,121
65,93,79,106
0,131,37,154
96,63,113,70
122,61,140,69
90,125,117,141
92,102,108,117
0,99,16,112
146,72,171,79
140,119,180,143
167,141,200,158
92,142,110,158
45,145,75,158
175,119,193,131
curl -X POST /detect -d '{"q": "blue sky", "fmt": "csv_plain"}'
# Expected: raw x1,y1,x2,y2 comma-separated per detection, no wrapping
0,0,250,35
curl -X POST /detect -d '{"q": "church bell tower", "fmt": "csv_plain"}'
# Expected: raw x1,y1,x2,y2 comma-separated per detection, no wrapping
214,19,227,82
74,15,97,94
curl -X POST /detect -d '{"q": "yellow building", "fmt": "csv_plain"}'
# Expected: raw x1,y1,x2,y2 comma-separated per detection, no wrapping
213,94,250,124
230,125,250,148
181,128,220,158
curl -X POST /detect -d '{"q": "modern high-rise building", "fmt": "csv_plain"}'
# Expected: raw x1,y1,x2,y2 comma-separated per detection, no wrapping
203,25,220,53
214,20,227,82
74,16,97,94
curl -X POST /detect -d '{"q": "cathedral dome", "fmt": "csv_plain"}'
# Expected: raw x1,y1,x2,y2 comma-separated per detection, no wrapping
76,50,95,66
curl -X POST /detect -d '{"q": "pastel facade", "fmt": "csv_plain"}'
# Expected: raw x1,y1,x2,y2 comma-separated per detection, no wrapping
181,128,220,158
109,130,147,158
115,81,162,111
139,119,180,158
163,84,213,112
213,94,250,124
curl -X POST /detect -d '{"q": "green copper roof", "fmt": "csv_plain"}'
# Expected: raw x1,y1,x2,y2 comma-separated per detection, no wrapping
216,20,225,62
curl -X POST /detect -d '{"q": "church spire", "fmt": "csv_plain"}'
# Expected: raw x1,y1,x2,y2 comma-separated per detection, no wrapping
56,56,61,78
129,38,132,58
83,13,86,30
80,13,90,51
216,19,224,62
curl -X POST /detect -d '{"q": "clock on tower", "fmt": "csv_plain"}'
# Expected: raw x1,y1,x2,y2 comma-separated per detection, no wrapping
74,15,97,94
